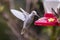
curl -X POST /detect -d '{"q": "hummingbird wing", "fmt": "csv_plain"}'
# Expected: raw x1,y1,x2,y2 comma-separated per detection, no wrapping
20,8,29,16
10,9,26,21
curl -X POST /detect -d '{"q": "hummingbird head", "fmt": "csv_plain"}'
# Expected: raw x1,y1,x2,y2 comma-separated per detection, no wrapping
31,11,40,17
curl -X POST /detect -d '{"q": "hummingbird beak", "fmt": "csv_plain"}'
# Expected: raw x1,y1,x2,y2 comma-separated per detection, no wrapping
36,14,40,17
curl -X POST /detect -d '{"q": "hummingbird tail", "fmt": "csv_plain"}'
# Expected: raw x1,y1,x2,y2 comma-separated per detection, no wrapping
21,29,26,35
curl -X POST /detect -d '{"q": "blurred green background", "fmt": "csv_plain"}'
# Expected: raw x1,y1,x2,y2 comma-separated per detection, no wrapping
0,0,60,40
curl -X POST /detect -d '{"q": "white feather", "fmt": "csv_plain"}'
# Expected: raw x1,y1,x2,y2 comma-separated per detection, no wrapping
20,8,29,15
10,9,25,21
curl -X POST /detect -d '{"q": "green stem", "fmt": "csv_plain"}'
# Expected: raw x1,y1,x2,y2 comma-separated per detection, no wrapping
47,26,53,36
47,26,57,40
50,26,59,40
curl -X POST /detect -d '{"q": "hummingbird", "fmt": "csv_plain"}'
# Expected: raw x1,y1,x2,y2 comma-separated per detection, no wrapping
10,8,40,35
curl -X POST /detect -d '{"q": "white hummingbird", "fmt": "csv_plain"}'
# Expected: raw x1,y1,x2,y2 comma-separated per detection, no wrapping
10,8,40,35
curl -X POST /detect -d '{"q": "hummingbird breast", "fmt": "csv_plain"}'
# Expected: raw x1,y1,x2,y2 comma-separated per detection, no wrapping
25,15,34,27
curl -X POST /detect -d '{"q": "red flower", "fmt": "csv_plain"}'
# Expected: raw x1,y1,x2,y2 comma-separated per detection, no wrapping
34,13,58,26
